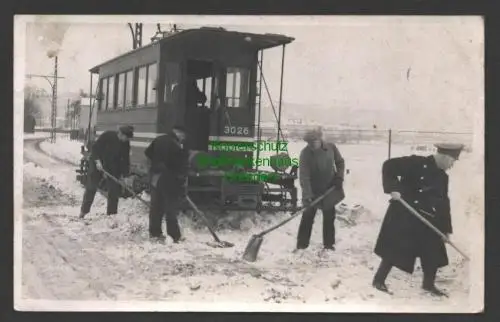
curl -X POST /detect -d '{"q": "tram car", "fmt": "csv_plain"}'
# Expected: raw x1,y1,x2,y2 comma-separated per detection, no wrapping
76,26,299,213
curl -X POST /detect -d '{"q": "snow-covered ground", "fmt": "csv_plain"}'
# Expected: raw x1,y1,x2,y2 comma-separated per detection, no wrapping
22,132,51,140
39,135,82,165
17,136,483,312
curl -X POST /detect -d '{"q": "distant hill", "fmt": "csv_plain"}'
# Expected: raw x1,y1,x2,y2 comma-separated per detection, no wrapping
259,101,473,133
259,101,394,129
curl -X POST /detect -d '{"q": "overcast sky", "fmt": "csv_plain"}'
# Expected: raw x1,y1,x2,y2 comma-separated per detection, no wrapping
18,15,483,132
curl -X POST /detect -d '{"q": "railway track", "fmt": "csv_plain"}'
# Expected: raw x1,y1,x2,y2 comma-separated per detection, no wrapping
24,137,109,198
22,137,125,300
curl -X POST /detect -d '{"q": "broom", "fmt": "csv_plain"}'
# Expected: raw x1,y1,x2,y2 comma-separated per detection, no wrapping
242,184,344,262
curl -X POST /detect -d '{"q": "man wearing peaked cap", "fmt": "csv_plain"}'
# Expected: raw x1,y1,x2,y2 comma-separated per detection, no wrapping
372,142,464,297
79,124,135,219
434,143,464,160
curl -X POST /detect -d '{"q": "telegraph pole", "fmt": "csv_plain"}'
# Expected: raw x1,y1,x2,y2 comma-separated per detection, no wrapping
50,56,58,143
128,23,143,49
26,55,64,143
66,98,70,129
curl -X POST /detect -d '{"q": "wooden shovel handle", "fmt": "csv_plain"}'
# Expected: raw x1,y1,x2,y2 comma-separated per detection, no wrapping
257,185,337,237
101,169,151,208
397,198,470,261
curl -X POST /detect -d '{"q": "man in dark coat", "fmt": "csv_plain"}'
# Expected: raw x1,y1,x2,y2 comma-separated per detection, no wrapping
296,127,346,251
372,143,464,297
79,125,134,218
145,125,189,243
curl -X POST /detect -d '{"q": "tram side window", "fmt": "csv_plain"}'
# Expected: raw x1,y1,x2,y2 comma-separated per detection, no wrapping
137,66,147,106
107,75,115,110
164,62,181,104
136,63,157,107
147,63,157,105
116,72,125,109
125,70,134,108
99,77,108,111
225,67,250,108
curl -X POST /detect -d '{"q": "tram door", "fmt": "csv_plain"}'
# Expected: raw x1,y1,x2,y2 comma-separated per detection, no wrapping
184,60,215,151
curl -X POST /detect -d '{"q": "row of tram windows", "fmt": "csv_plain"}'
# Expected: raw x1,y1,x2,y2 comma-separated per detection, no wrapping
98,62,251,111
98,63,158,111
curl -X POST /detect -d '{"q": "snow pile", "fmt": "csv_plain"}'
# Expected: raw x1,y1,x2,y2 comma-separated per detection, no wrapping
23,162,81,198
23,132,51,140
39,138,83,165
22,166,79,210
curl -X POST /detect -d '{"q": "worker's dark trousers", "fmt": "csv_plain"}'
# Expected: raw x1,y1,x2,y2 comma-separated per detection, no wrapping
373,259,438,288
81,164,121,215
297,206,336,249
149,185,182,242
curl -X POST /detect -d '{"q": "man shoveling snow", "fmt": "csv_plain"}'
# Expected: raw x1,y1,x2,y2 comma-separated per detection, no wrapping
372,143,465,297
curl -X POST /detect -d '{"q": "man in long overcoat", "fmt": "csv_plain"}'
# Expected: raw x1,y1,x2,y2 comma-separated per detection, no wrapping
296,128,346,251
145,125,189,243
79,125,134,218
372,143,464,297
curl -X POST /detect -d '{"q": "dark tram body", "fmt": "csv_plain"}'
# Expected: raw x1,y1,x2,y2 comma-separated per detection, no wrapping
77,27,299,213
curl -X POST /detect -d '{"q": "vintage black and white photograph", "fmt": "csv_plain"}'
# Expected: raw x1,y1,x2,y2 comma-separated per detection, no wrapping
14,15,484,312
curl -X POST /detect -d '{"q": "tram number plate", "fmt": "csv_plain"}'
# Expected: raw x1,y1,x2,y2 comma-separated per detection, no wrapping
224,126,250,136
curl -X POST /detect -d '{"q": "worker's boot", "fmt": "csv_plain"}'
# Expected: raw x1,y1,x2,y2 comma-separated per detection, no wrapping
173,236,186,244
372,260,393,294
423,285,448,297
150,234,166,243
422,267,448,297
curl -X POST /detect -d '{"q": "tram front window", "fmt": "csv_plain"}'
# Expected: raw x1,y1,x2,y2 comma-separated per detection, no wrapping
225,67,250,108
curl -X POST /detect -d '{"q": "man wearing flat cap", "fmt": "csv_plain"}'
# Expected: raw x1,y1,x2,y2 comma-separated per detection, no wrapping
144,125,189,243
79,124,134,219
372,143,464,297
296,127,346,252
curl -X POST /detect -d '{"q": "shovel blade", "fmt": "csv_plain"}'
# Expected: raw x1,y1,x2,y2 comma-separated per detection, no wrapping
206,240,234,248
242,235,263,262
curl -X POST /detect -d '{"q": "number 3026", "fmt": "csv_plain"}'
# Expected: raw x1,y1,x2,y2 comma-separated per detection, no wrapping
224,126,250,136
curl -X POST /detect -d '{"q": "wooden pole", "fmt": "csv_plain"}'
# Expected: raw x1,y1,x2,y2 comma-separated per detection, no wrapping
388,129,392,159
276,44,286,154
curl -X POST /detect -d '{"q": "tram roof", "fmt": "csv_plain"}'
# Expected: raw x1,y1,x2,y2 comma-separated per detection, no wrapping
90,27,295,73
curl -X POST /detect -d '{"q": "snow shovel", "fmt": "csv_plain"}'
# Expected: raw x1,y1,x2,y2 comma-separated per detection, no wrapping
185,196,234,248
101,169,151,208
242,185,342,262
103,169,232,247
397,197,470,261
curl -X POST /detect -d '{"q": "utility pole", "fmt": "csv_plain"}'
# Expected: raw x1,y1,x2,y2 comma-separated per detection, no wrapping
26,55,64,143
388,128,392,159
51,55,58,143
66,98,70,129
128,23,143,49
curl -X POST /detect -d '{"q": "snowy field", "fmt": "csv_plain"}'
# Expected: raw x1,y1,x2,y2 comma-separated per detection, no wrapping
39,135,82,165
17,136,483,312
22,132,51,140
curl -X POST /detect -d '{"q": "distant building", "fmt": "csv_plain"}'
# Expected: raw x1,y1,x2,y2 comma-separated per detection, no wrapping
77,98,97,132
24,114,36,133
